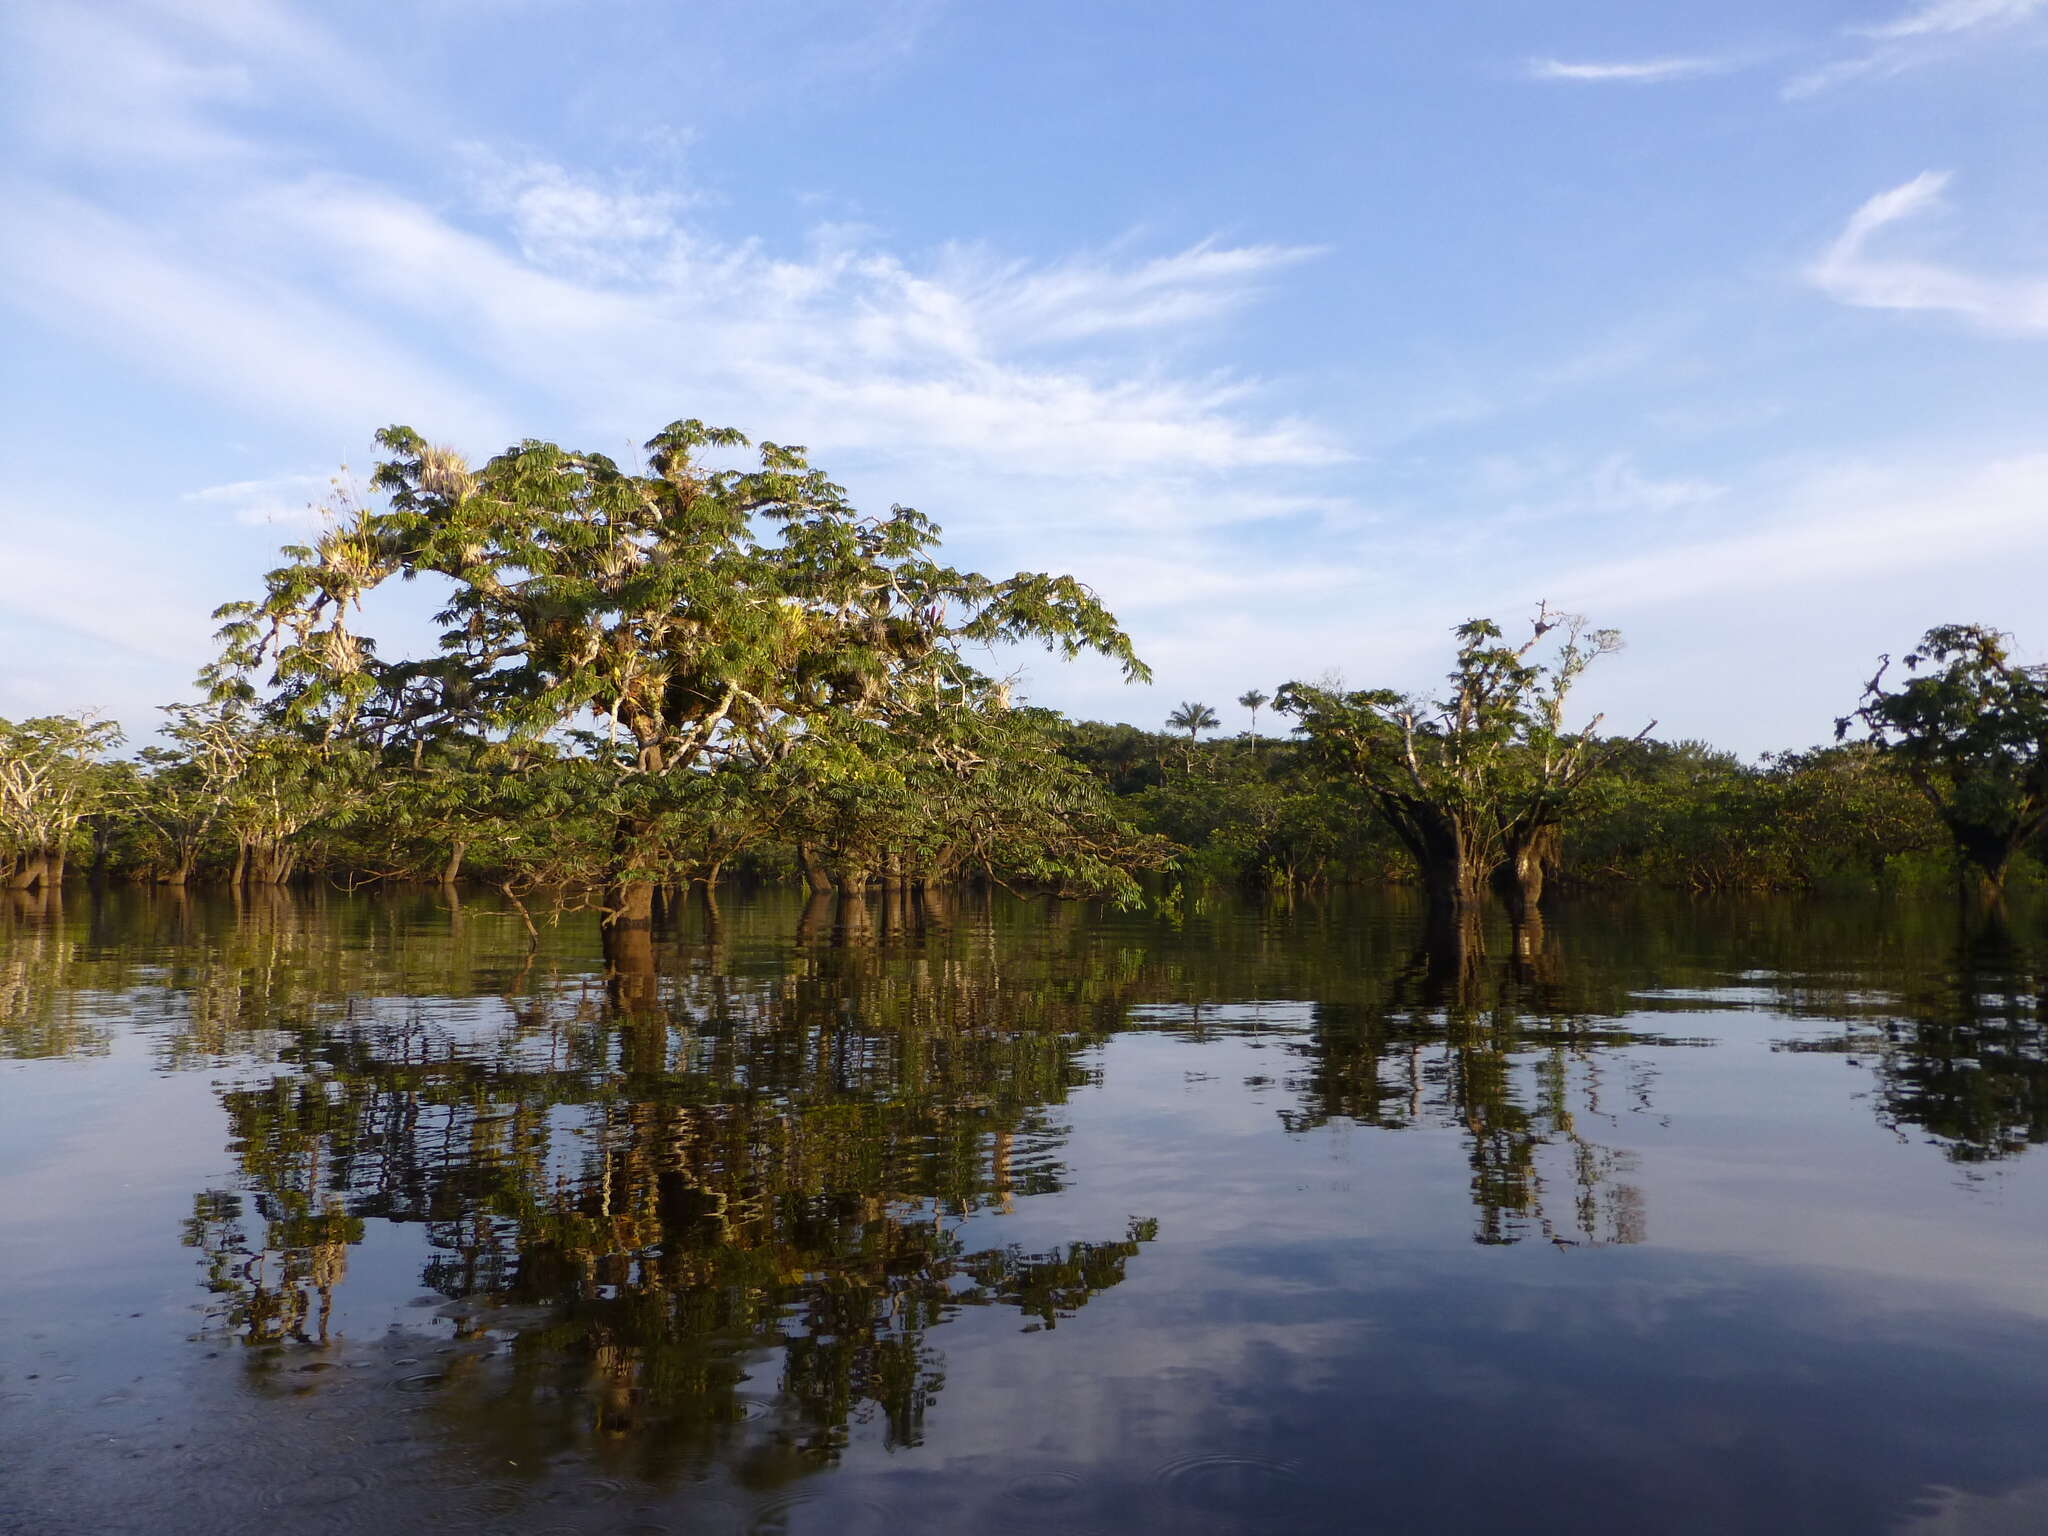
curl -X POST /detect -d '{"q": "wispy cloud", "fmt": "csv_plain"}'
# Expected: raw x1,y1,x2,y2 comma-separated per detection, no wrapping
1855,0,2046,39
1526,55,1731,83
181,473,335,526
1785,0,2045,95
0,0,1345,704
1808,172,2048,334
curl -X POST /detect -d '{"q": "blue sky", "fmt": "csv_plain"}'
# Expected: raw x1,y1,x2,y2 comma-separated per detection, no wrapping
3,0,2046,753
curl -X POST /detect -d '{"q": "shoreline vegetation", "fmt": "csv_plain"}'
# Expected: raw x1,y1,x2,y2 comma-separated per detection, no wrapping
3,422,2045,955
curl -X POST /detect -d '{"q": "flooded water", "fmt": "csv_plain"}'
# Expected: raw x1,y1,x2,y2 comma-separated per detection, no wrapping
3,885,2047,1535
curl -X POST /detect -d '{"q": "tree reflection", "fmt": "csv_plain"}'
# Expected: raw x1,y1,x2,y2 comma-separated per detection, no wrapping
182,914,1157,1480
7,883,2047,1482
1776,907,2047,1164
1281,916,1671,1245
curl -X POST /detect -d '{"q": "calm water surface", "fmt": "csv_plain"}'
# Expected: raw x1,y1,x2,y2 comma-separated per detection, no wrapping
3,886,2046,1535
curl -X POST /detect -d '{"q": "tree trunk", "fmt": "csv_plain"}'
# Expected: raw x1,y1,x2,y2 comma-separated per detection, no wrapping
440,840,466,885
604,878,657,934
1497,823,1558,921
1951,822,2013,903
230,840,248,888
603,879,658,1010
1415,813,1488,921
798,843,835,895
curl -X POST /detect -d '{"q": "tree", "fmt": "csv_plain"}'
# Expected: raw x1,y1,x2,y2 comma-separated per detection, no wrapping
1277,607,1639,927
1166,701,1219,743
1838,623,2048,898
0,714,125,890
1238,689,1270,749
210,420,1149,957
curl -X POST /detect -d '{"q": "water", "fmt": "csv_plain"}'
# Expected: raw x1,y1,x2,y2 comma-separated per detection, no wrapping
3,885,2046,1535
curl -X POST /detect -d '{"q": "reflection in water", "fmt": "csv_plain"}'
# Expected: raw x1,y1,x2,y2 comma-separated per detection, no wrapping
2,885,2046,1533
1281,913,1679,1245
157,902,1163,1481
1773,915,2048,1164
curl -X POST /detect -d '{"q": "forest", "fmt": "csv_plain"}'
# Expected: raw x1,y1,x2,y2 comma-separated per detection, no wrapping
3,420,2045,943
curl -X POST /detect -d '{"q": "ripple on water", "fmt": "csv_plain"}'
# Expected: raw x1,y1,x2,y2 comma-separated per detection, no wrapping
745,1490,895,1535
1154,1452,1302,1513
1001,1467,1086,1504
273,1470,370,1509
620,1500,746,1536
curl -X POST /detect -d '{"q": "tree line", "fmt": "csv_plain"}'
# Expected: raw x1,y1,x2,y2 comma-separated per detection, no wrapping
1074,619,2048,907
3,418,2044,947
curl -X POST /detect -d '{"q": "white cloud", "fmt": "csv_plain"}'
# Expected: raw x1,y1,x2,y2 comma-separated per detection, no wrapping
0,0,1346,744
1855,0,2045,39
86,163,1339,484
181,473,335,526
1807,172,2048,334
6,4,259,165
1551,452,2048,611
1526,56,1731,83
0,185,509,443
1785,0,2045,95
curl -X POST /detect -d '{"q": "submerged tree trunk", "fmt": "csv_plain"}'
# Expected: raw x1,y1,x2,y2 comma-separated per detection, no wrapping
1506,909,1562,989
1419,910,1488,1005
916,881,955,930
795,887,835,944
1950,821,2015,906
1414,811,1489,924
602,812,661,1003
798,844,835,895
1497,822,1558,921
603,878,659,1011
835,885,874,945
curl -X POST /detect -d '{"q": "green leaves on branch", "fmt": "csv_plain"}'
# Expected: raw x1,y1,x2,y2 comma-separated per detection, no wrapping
204,417,1157,898
1839,623,2048,892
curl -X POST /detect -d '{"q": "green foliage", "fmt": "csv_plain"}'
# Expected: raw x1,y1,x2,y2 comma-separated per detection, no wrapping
0,713,125,882
202,418,1156,905
1165,700,1219,741
1276,609,1632,906
1839,623,2048,891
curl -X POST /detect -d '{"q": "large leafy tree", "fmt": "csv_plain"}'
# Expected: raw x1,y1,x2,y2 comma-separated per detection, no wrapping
210,420,1148,945
1277,608,1639,923
0,713,125,890
1838,623,2048,897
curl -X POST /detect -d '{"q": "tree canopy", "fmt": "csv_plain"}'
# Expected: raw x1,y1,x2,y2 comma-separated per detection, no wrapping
1277,608,1641,919
1838,622,2048,895
205,420,1157,934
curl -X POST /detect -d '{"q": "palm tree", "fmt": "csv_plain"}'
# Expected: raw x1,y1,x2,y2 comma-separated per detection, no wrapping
1238,689,1270,746
1166,701,1219,742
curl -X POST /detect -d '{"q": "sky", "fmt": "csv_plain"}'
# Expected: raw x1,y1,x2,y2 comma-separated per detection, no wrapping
2,0,2045,755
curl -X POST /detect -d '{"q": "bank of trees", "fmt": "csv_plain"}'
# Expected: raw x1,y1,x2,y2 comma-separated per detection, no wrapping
1056,614,2039,914
1,409,2041,934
